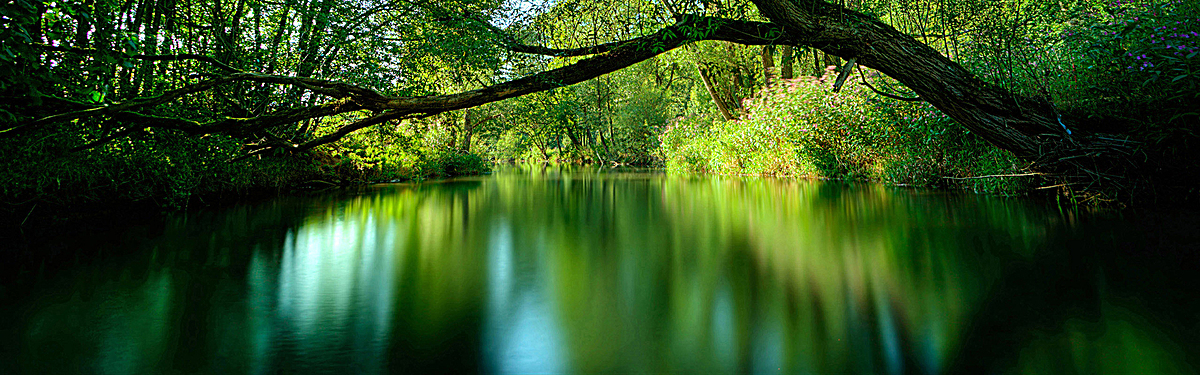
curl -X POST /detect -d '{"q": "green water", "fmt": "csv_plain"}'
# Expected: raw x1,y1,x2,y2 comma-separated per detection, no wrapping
3,167,1198,373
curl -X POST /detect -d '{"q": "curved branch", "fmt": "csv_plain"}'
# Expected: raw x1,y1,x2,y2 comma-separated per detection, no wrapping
4,73,387,138
238,16,809,154
855,65,922,102
24,15,814,157
293,111,424,152
380,16,811,114
477,14,800,57
508,41,629,57
3,76,240,137
462,15,628,57
748,0,1066,160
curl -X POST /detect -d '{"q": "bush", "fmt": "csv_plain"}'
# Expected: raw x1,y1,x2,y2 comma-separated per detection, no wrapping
0,125,319,211
1,113,493,213
1063,0,1200,138
321,117,491,182
661,72,1033,194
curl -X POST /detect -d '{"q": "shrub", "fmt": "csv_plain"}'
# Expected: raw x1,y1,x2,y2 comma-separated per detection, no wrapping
661,72,1033,194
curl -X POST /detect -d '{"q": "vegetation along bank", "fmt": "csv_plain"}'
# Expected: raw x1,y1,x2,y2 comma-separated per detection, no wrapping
3,0,1198,224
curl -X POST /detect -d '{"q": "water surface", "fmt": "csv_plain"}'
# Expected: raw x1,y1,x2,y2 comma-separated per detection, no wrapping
3,167,1198,373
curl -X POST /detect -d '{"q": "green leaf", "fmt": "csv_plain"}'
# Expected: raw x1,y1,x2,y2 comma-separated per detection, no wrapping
1172,74,1189,82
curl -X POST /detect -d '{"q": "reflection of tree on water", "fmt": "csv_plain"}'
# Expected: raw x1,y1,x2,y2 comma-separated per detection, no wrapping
653,177,993,373
8,167,1196,374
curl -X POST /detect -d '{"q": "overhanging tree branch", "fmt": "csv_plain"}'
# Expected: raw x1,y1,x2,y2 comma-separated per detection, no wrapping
747,0,1131,173
18,15,814,156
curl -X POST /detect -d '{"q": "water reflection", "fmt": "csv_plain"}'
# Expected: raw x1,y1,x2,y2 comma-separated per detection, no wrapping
4,167,1197,374
484,220,567,373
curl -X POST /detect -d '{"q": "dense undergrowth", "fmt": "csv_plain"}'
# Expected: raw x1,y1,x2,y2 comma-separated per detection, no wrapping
660,71,1033,194
662,0,1200,200
0,116,488,220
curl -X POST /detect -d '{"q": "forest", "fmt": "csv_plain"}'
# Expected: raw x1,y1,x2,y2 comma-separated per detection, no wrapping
2,0,1198,216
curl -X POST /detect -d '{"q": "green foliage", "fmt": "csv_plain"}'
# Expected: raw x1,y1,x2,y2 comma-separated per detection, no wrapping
0,0,506,211
487,59,676,166
5,0,1198,212
0,115,492,211
317,115,491,182
661,73,1032,194
0,125,314,210
1059,1,1200,134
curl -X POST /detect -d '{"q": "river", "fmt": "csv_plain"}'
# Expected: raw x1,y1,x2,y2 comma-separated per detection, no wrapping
2,166,1198,373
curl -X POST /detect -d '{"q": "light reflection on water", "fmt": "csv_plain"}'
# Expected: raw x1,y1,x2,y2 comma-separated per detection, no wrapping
3,167,1197,374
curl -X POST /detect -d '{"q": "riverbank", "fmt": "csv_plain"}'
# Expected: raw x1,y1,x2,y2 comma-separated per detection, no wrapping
0,148,490,238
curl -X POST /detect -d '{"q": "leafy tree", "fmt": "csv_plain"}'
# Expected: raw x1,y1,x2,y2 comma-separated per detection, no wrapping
2,0,1197,207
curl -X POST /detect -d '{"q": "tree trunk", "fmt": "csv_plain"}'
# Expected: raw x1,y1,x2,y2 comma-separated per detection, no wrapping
134,0,161,94
748,0,1128,178
811,48,821,76
780,45,794,79
461,110,472,154
823,52,841,73
296,0,335,79
761,45,776,85
264,4,292,75
698,63,736,121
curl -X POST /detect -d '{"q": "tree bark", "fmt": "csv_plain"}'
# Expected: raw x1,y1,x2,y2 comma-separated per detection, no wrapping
761,45,776,85
780,45,794,79
748,0,1129,178
698,63,736,121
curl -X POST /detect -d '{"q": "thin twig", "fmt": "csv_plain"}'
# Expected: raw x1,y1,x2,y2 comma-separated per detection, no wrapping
21,203,37,226
856,65,922,101
941,173,1041,180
